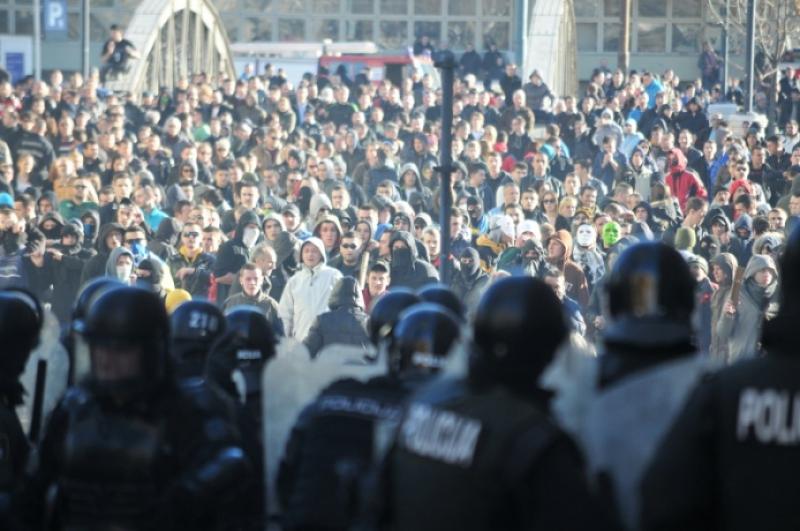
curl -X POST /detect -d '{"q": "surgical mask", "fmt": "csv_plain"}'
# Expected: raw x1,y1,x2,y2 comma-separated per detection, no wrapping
242,227,259,248
576,225,596,248
116,263,132,281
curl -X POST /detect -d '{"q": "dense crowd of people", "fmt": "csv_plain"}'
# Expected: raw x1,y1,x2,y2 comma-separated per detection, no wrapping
1,25,800,530
0,38,798,357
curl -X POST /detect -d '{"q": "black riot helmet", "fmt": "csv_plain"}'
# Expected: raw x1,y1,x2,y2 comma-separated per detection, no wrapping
170,300,227,378
472,276,569,392
71,277,122,333
0,289,43,405
417,284,466,322
77,286,170,387
0,288,43,358
368,288,421,346
207,306,276,403
762,224,800,353
390,302,461,375
603,241,695,351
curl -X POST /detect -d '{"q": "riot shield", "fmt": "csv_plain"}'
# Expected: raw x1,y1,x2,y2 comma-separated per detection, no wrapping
580,355,710,530
262,338,383,516
17,309,70,436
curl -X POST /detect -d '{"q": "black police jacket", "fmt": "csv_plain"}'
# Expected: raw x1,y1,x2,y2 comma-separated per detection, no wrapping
278,376,415,531
382,377,611,531
16,383,250,531
641,353,800,531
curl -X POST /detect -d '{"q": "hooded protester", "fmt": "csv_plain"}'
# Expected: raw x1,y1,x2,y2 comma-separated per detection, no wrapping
709,252,738,362
312,214,343,260
50,221,96,322
449,247,490,311
687,254,716,355
387,230,438,289
37,212,66,244
134,257,167,302
79,210,100,251
265,230,299,301
80,222,125,285
717,253,780,362
104,245,135,284
546,229,590,307
214,209,262,303
398,163,429,203
732,213,754,265
475,214,515,272
278,237,342,341
572,223,606,290
664,147,708,211
303,276,370,358
620,148,656,202
148,216,181,261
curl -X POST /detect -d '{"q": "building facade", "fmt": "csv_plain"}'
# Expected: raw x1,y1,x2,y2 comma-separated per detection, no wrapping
0,0,737,84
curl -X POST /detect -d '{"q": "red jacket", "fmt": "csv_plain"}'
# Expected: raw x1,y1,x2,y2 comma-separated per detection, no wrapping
665,148,708,211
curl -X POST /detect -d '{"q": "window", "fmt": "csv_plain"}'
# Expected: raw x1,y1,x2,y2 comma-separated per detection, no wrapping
346,20,373,40
673,0,702,17
278,18,305,41
672,23,700,53
349,0,373,13
447,21,475,49
312,0,339,12
379,0,406,15
483,0,511,17
638,0,666,17
0,11,7,33
378,20,407,49
448,0,476,16
273,0,305,13
241,17,273,40
577,22,598,52
603,23,620,52
483,21,509,49
637,22,666,52
14,9,32,34
414,0,441,15
573,0,597,17
312,19,339,40
603,0,619,17
414,21,441,42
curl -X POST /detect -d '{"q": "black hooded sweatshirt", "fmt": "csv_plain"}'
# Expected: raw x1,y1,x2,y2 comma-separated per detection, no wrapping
388,231,439,289
80,222,125,286
214,209,262,303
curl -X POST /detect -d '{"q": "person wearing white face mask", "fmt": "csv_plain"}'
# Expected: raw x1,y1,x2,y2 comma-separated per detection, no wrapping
105,246,136,285
278,237,342,341
572,223,605,290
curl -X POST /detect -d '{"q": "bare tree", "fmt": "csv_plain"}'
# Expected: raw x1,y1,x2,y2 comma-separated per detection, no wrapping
706,0,800,123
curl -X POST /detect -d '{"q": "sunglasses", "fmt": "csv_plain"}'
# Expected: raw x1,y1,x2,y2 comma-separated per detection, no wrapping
341,243,358,250
125,238,144,245
543,199,556,204
183,231,200,238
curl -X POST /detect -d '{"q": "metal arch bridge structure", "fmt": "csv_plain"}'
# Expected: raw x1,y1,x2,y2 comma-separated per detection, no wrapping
105,0,235,98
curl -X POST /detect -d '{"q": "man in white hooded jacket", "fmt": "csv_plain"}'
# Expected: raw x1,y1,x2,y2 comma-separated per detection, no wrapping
278,237,342,341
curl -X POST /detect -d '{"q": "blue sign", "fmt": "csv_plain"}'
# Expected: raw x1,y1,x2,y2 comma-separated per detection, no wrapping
5,53,25,84
44,0,68,37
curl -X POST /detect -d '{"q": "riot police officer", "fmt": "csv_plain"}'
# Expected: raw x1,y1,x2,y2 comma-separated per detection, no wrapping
578,241,709,530
379,276,608,530
641,225,800,531
277,299,460,531
18,286,250,530
0,289,42,502
170,299,227,380
63,277,121,384
417,284,466,322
